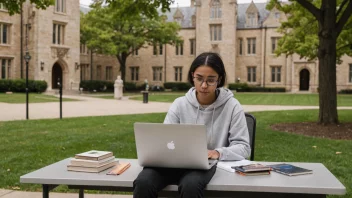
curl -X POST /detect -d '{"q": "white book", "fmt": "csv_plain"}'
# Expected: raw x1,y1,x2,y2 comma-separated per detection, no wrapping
75,150,113,161
70,156,116,167
67,160,118,173
217,160,252,173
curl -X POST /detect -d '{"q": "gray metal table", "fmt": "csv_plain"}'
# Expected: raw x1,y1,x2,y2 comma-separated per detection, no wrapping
20,158,346,198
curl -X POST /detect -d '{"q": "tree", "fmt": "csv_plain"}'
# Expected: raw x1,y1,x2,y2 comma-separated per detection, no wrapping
1,0,54,15
92,0,174,18
81,3,181,81
267,0,352,124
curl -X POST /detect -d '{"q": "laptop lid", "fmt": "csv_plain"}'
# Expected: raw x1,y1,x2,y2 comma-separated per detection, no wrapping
134,122,215,170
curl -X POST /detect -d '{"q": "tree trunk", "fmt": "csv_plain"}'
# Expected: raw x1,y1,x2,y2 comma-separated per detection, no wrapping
317,0,338,124
116,52,128,81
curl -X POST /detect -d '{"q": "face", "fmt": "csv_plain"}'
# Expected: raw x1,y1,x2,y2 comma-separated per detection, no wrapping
192,65,220,101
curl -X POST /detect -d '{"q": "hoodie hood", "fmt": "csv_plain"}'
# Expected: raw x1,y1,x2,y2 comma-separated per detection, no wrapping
185,87,234,110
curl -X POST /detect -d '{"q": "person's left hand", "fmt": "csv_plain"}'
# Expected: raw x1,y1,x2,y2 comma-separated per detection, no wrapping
208,150,220,159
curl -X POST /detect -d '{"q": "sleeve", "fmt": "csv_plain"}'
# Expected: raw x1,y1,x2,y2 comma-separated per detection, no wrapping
163,99,180,124
215,107,251,161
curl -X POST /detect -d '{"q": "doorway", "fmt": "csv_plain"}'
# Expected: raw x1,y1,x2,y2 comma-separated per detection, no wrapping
299,69,310,91
52,62,63,89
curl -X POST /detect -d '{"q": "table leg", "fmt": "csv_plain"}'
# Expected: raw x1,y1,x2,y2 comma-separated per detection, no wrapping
42,184,49,198
79,189,84,198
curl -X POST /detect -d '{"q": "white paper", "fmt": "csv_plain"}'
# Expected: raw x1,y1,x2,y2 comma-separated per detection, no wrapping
217,160,253,173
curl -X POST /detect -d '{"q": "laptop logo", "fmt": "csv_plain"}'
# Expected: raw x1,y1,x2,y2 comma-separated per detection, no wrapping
167,141,175,150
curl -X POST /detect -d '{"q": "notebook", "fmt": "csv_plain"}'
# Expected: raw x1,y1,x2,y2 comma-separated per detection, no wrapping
268,163,313,176
134,122,218,170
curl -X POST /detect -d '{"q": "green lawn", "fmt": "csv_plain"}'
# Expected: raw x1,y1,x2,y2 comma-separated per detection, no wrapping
0,93,77,103
0,110,351,197
98,92,352,106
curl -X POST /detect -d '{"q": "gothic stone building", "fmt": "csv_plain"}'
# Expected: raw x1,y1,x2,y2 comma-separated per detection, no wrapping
1,0,352,92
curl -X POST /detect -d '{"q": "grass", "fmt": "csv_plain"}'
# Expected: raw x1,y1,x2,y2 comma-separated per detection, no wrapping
123,92,352,106
0,110,351,197
0,93,77,103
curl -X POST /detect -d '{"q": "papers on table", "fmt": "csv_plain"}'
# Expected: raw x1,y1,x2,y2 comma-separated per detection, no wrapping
217,160,253,173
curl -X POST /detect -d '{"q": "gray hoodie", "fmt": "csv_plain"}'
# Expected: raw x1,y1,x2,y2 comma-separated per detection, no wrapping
164,87,251,161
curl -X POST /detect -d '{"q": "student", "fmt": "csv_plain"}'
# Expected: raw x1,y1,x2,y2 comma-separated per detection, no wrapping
133,52,251,198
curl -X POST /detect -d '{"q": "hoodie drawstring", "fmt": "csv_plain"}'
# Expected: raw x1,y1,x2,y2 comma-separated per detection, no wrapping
195,106,200,124
210,106,216,148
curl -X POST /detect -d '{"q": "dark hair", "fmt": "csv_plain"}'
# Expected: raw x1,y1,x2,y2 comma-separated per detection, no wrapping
188,52,227,88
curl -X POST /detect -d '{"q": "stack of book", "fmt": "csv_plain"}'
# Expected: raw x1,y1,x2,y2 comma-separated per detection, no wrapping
232,163,272,176
67,150,118,173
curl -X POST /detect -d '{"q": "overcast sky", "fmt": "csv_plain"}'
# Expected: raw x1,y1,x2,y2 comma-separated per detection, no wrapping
80,0,269,7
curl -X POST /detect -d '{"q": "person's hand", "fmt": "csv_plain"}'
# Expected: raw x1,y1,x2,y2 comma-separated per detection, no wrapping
208,150,220,159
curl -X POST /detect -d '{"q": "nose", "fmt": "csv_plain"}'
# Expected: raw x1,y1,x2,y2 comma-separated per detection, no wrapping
201,80,208,88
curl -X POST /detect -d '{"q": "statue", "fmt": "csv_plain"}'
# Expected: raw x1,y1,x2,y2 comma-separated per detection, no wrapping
144,79,149,91
114,75,123,99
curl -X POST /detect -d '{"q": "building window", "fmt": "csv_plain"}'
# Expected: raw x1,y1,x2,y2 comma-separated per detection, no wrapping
132,46,138,56
55,0,66,13
0,3,7,10
176,42,183,55
190,39,195,55
0,23,9,44
210,24,222,41
247,38,256,55
106,66,113,81
0,59,11,79
159,44,163,55
153,67,163,81
53,23,65,45
80,64,89,81
271,66,281,82
247,13,256,26
349,64,352,83
271,37,280,53
130,66,139,81
274,12,280,19
210,0,221,19
174,67,183,81
247,67,256,82
238,38,243,55
80,44,88,54
96,65,101,80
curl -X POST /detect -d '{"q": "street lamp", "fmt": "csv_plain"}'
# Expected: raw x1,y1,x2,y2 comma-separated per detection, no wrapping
24,51,31,120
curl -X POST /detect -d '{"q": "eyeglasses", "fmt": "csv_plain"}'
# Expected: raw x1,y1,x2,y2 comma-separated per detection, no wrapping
193,77,218,86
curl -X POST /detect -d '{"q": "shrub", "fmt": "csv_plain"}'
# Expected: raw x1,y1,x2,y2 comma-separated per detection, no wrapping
80,80,113,92
338,89,352,94
228,83,285,92
228,83,249,91
164,82,192,91
0,79,47,93
151,85,165,92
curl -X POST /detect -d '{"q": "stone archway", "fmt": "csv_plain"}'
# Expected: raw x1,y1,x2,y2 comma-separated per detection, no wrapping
52,62,63,89
299,69,310,91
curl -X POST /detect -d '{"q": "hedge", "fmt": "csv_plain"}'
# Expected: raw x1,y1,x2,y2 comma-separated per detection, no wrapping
228,83,286,92
79,80,114,92
0,79,47,93
164,82,192,91
338,89,352,94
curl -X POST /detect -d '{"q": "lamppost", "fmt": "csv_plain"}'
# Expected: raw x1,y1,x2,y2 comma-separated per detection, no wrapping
24,51,31,120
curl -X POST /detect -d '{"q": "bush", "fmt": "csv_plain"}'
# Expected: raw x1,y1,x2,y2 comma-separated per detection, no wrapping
164,82,192,91
228,83,285,92
123,82,137,91
228,83,249,92
151,85,165,92
0,79,47,93
338,89,352,94
80,80,113,92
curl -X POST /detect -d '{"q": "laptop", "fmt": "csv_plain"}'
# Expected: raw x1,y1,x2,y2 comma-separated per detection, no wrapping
134,123,218,170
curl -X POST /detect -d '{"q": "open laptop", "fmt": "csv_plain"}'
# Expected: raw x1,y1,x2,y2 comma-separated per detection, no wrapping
134,123,218,170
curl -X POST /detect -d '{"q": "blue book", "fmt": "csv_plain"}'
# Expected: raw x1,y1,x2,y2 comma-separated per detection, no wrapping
268,164,313,176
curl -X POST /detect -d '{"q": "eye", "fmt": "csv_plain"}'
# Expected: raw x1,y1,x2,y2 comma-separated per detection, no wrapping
196,77,203,82
207,79,216,83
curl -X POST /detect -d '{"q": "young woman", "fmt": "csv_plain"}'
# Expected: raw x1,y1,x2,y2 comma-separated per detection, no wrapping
133,52,251,198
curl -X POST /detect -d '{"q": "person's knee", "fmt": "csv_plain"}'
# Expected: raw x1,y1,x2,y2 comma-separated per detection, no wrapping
133,177,157,194
178,180,205,197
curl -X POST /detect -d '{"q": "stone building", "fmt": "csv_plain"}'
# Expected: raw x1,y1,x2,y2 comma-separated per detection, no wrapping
1,0,351,92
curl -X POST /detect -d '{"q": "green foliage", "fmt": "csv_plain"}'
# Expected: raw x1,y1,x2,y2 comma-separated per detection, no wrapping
338,89,352,94
2,0,54,15
228,83,250,91
80,2,181,81
79,80,114,92
163,82,192,91
266,0,352,62
228,83,285,92
0,79,47,93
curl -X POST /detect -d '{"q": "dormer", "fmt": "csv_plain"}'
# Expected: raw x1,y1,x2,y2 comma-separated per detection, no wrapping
245,1,259,27
210,0,222,19
173,8,184,25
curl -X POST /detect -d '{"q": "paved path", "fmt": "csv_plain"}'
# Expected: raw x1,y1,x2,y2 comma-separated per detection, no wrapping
1,94,351,121
1,94,351,197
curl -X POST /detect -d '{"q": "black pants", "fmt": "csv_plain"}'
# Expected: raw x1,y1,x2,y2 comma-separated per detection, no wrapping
133,165,217,198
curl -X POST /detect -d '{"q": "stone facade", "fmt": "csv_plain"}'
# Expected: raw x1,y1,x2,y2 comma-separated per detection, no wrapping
1,0,352,92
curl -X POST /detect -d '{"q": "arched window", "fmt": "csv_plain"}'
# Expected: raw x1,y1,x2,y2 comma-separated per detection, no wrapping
210,0,221,19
